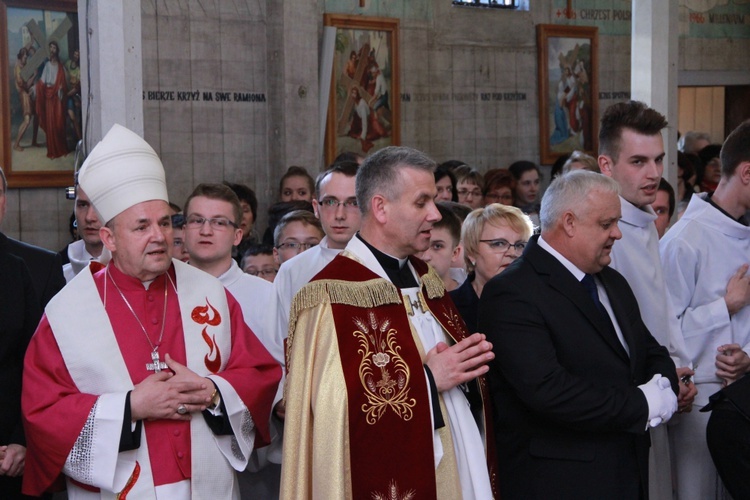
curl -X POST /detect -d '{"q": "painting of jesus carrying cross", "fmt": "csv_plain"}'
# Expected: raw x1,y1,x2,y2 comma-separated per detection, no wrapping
324,14,399,163
1,0,79,187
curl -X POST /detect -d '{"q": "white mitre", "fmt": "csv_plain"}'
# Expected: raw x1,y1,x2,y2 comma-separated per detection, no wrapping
77,124,168,224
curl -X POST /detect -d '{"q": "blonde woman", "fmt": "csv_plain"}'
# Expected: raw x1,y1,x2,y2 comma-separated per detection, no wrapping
449,203,533,333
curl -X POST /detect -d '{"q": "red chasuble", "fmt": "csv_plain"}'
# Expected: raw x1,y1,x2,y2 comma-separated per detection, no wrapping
287,254,499,499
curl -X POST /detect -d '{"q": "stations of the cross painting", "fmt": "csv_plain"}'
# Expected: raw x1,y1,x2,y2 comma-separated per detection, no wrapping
336,43,376,136
20,17,74,82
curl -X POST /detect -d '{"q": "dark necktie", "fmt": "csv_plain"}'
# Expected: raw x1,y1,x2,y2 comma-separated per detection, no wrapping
581,273,605,315
581,273,628,355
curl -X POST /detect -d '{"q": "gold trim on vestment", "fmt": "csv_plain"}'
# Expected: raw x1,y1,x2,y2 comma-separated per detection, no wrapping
352,312,416,424
420,264,447,299
287,278,402,372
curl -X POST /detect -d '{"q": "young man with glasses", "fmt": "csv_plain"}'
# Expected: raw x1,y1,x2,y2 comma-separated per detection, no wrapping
273,161,360,344
183,183,279,358
183,182,286,499
241,244,278,283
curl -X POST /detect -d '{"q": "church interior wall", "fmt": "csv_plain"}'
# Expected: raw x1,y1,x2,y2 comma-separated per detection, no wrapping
4,0,749,253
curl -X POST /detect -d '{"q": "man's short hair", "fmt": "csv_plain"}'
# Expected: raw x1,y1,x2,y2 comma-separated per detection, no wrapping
540,170,620,231
442,201,473,223
599,101,668,161
720,120,750,177
315,161,359,197
434,202,462,247
171,213,185,229
240,243,274,268
334,151,364,164
355,146,436,215
657,178,676,218
678,131,711,154
562,151,600,174
184,183,242,225
273,209,324,247
224,182,258,220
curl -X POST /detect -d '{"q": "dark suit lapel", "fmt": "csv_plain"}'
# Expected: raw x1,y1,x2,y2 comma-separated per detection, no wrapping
526,238,630,362
598,270,638,371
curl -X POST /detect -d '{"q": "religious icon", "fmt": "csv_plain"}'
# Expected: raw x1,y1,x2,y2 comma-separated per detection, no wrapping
324,14,400,164
1,0,79,187
537,24,599,165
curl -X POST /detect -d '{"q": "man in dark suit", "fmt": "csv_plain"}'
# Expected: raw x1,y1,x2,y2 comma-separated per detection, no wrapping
0,180,43,498
0,168,65,308
478,170,678,499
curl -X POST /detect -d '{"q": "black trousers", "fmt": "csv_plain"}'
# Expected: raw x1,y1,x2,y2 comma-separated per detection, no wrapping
706,403,750,500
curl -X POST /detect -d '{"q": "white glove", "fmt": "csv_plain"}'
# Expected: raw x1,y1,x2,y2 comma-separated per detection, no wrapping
638,374,678,428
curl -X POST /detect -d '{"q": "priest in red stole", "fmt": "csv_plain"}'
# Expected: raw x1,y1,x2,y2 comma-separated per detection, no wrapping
281,147,498,499
22,124,281,499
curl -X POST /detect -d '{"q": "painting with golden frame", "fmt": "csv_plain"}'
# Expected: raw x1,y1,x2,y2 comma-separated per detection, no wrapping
0,0,79,187
537,24,598,165
324,14,399,164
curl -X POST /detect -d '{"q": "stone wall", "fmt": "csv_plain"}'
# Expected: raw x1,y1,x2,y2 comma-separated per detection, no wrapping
4,0,749,251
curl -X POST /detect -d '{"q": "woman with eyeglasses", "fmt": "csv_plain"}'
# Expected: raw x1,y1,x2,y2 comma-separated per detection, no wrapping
449,203,533,333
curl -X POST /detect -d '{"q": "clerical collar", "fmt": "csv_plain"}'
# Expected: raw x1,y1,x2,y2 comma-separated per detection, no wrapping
707,193,749,226
356,233,418,289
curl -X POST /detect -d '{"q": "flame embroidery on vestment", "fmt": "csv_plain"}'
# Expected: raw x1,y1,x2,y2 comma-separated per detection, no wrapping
192,299,222,373
353,312,416,424
116,461,140,499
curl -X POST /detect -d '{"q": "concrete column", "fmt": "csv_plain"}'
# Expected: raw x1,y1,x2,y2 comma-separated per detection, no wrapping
631,0,679,188
78,0,143,153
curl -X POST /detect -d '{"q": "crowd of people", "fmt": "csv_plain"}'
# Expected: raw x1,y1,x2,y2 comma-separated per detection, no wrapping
1,100,749,500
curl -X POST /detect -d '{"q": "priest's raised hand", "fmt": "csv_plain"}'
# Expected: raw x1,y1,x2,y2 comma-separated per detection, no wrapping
424,332,494,392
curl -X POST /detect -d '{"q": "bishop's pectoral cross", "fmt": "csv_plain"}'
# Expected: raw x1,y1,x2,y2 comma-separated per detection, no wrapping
146,351,168,373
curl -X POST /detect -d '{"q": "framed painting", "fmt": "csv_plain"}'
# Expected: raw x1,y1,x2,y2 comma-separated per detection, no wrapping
0,0,79,187
324,14,399,164
537,24,598,165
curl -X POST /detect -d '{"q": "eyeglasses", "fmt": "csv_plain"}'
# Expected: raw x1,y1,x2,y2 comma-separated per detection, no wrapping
247,268,278,278
458,189,482,197
318,198,358,210
185,215,238,230
479,238,527,253
276,242,318,251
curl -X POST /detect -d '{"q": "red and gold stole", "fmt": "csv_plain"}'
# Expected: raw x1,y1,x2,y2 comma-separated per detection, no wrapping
288,254,499,499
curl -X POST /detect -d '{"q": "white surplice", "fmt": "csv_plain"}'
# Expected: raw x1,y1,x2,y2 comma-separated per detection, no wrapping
660,193,750,500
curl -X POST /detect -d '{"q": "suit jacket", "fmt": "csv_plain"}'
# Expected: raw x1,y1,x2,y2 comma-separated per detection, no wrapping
0,249,41,447
449,272,479,334
478,236,677,500
0,232,65,308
